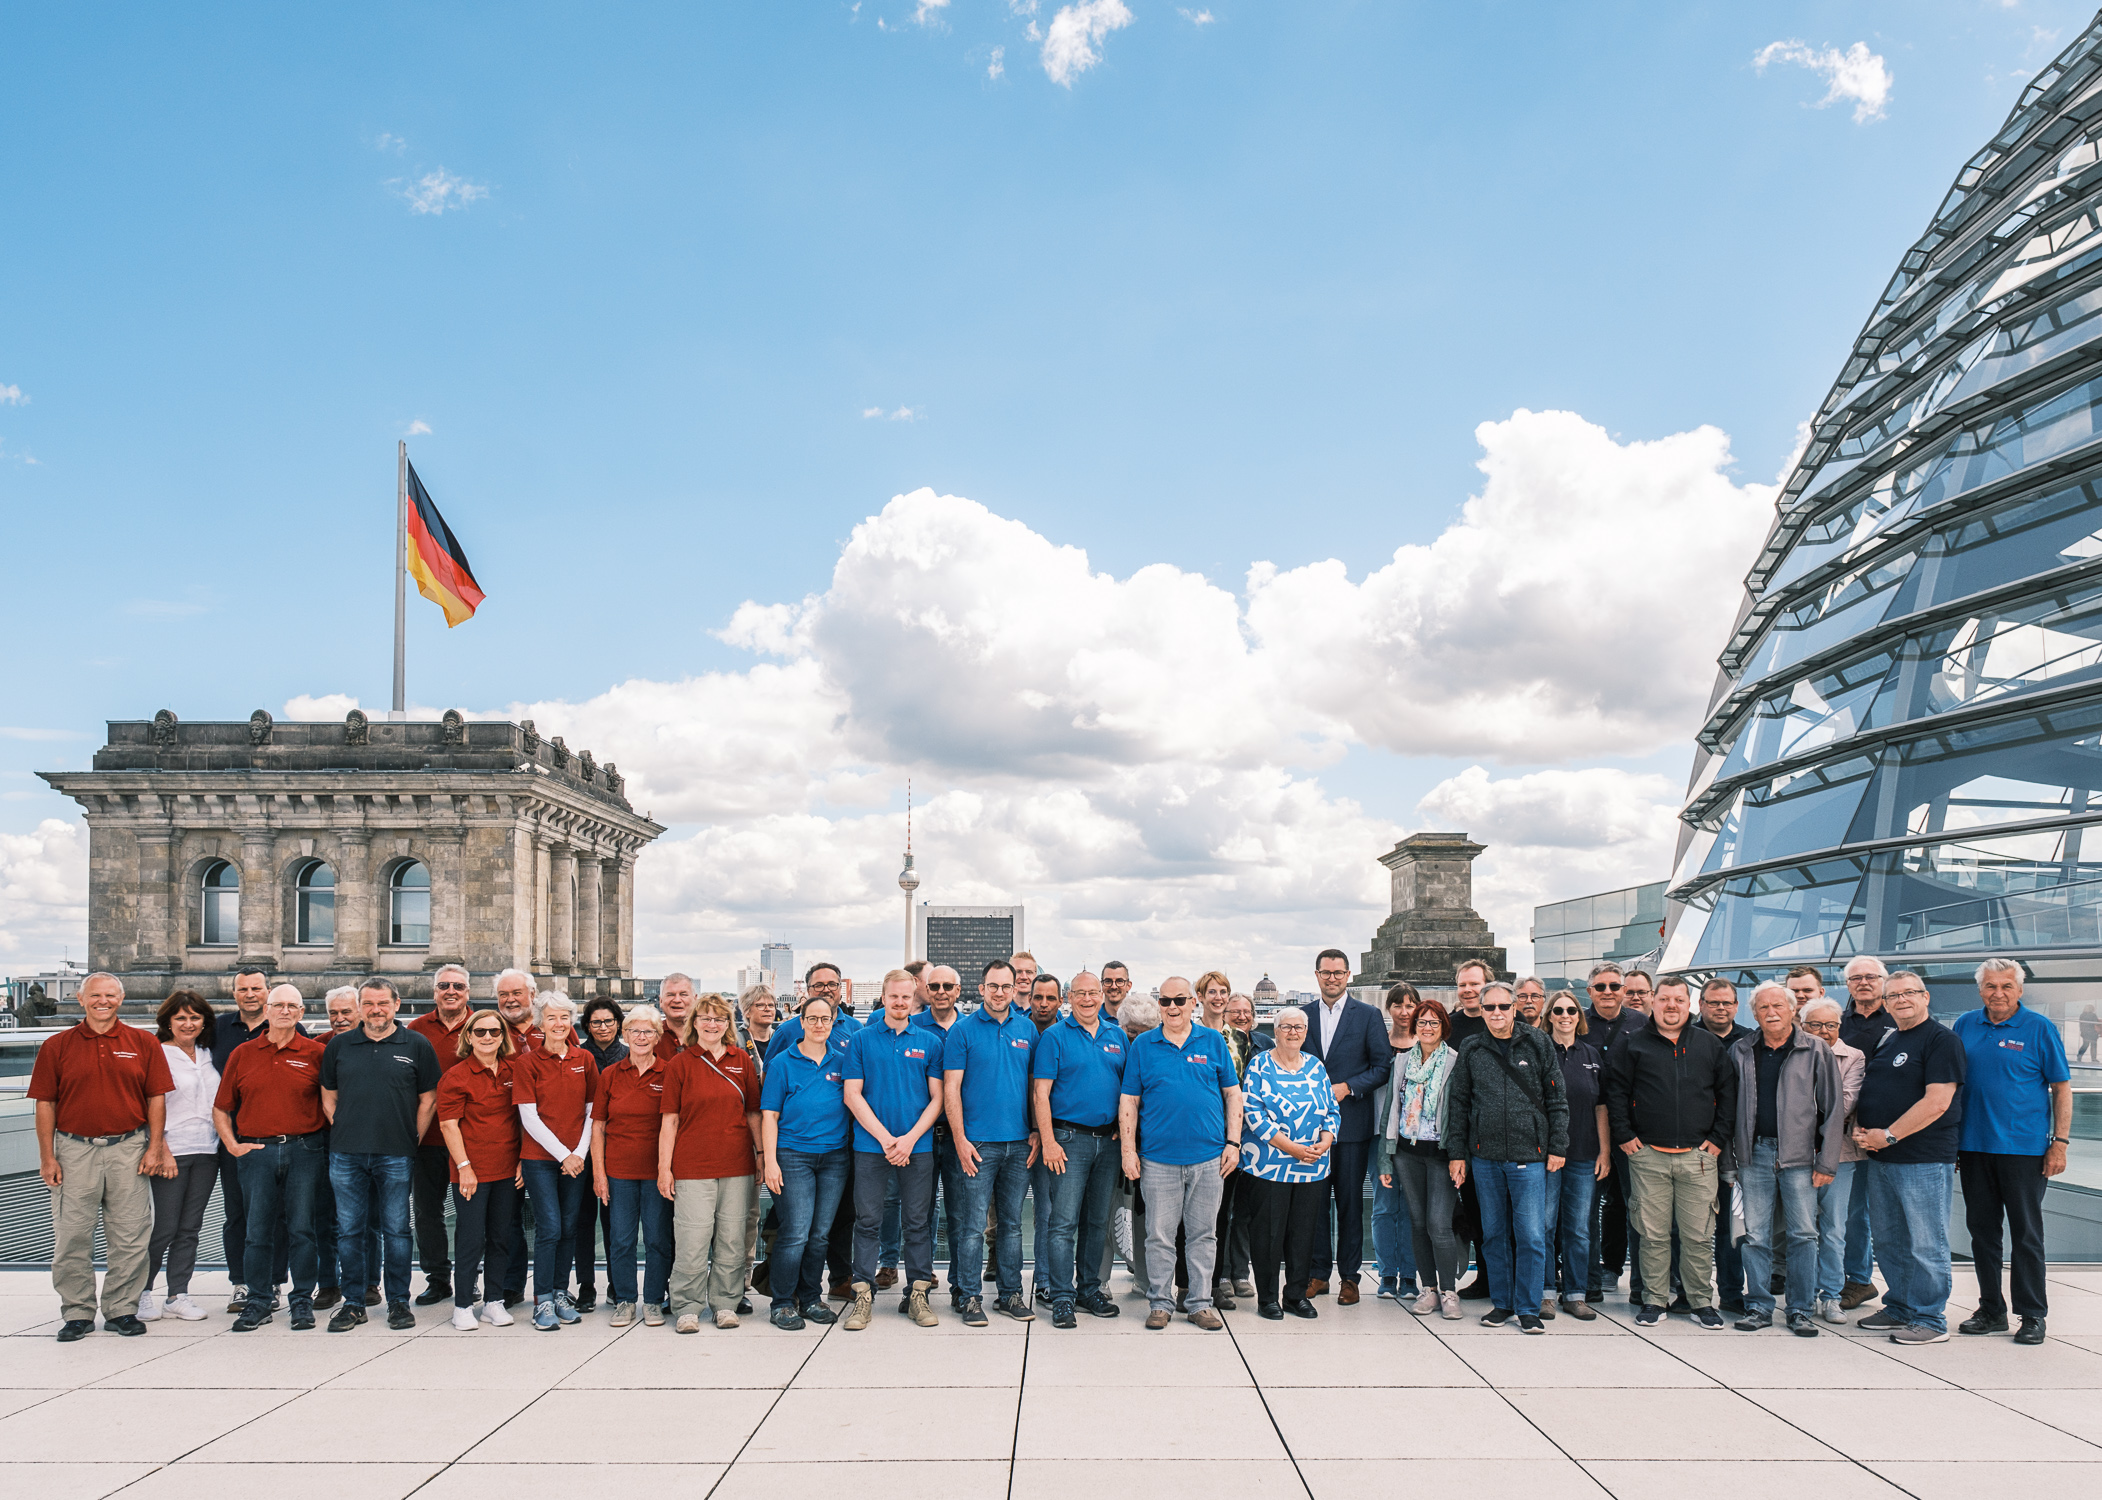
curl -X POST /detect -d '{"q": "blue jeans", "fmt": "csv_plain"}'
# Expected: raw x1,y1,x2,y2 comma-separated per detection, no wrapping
1543,1162,1595,1300
236,1134,326,1309
1370,1171,1420,1288
1472,1157,1548,1316
1815,1160,1854,1300
771,1148,849,1310
605,1176,674,1307
1865,1160,1953,1334
956,1139,1032,1299
1738,1139,1820,1316
1042,1130,1120,1301
519,1160,589,1299
328,1152,413,1308
314,1163,381,1291
1844,1160,1875,1285
933,1131,968,1288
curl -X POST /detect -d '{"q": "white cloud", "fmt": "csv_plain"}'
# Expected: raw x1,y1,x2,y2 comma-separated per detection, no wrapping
406,419,433,436
1042,0,1132,87
988,45,1006,80
0,383,24,405
861,405,920,421
1178,7,1215,24
376,132,407,154
283,693,363,721
1009,0,1038,13
1753,39,1893,123
0,820,87,965
913,0,949,23
397,168,490,216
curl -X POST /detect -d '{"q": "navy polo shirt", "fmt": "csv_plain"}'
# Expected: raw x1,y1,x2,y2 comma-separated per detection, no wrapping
760,1038,853,1155
1119,1023,1240,1167
1953,1004,2069,1155
1033,1014,1128,1128
1855,1017,1966,1165
765,1010,863,1064
319,1024,442,1157
942,1005,1039,1142
842,1019,943,1155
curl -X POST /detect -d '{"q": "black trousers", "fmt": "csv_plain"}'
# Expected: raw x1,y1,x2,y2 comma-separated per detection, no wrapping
450,1178,518,1307
1246,1176,1325,1305
1960,1151,2050,1320
411,1141,454,1281
1592,1150,1631,1289
1309,1138,1372,1283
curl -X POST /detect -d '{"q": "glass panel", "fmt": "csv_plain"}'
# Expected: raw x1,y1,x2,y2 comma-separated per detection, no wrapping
390,861,430,945
201,860,238,945
1688,857,1868,967
1889,824,2102,953
1700,756,1877,872
298,890,335,945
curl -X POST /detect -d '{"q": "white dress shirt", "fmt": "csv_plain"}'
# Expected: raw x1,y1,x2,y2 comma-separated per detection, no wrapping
161,1042,222,1156
1319,995,1346,1054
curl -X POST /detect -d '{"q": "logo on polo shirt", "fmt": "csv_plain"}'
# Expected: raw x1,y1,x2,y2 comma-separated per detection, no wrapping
1010,1038,1031,1050
824,1071,844,1083
1187,1053,1212,1065
1892,1052,1909,1068
904,1048,926,1059
392,1055,415,1065
1999,1039,2026,1051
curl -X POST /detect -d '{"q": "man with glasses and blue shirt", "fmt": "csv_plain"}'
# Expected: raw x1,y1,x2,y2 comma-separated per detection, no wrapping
1120,975,1243,1331
944,959,1040,1327
1031,970,1127,1328
839,969,946,1331
910,966,972,1305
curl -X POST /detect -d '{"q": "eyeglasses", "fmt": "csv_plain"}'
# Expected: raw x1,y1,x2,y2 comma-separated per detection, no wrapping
807,982,841,993
467,1027,503,1038
1159,998,1191,1008
1803,1020,1839,1032
1885,988,1928,1001
929,983,959,992
588,1016,618,1027
435,981,468,992
1590,981,1622,992
1315,969,1351,979
1480,1002,1513,1013
1274,1023,1307,1032
1548,1006,1580,1017
1846,975,1881,985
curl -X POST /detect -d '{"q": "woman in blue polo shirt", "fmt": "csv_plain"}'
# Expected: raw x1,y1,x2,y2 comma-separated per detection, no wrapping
759,995,851,1331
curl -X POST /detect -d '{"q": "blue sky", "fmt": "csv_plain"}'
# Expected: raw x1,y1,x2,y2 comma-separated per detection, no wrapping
5,1,2096,984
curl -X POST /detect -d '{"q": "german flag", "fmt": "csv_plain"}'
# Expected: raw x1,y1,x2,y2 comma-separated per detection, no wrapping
404,462,485,627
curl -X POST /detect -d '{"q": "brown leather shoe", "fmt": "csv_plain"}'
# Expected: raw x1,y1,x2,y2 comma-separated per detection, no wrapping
1188,1308,1224,1331
828,1280,853,1301
1337,1282,1360,1306
874,1267,898,1290
1145,1308,1172,1330
1838,1281,1878,1311
1305,1278,1330,1297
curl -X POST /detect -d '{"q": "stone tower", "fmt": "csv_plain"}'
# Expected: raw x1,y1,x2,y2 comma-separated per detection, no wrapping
1354,832,1510,986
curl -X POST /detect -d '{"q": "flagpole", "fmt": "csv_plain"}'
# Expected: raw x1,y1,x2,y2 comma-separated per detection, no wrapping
392,441,407,721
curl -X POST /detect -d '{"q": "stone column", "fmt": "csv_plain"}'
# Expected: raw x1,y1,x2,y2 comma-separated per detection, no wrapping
550,844,577,972
574,853,604,974
335,831,377,971
134,826,180,972
532,837,554,976
610,855,637,978
424,831,466,970
600,852,625,978
237,831,281,971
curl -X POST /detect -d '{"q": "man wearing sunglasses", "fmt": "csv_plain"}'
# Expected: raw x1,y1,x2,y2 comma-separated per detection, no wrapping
910,966,971,1304
405,964,476,1308
1582,963,1641,1305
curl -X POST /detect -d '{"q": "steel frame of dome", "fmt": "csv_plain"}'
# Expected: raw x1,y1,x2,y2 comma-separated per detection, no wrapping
1664,16,2102,1011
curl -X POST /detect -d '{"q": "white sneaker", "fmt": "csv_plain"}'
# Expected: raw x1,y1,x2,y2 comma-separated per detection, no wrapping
137,1291,162,1322
226,1286,249,1315
1817,1297,1848,1325
642,1302,665,1327
609,1301,636,1328
165,1293,208,1322
1440,1291,1464,1320
451,1306,479,1331
1412,1288,1440,1315
481,1301,515,1327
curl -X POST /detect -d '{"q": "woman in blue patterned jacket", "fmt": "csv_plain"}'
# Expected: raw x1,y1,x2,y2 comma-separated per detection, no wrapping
1240,1007,1340,1320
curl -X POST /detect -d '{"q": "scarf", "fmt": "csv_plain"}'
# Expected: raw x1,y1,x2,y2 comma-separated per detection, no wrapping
1387,1042,1454,1142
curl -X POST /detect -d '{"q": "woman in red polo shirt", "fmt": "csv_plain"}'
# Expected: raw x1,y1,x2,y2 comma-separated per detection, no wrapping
515,992,599,1331
592,1004,674,1328
659,994,762,1332
436,1011,523,1332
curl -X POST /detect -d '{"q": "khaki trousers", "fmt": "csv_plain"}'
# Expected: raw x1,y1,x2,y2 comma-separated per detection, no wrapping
51,1132,153,1322
670,1175,755,1317
1627,1145,1719,1309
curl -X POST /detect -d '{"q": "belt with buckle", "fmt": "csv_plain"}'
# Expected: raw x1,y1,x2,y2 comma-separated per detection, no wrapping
1052,1119,1119,1138
238,1131,322,1146
57,1127,144,1147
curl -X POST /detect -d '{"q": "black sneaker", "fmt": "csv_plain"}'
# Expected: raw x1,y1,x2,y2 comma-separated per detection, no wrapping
56,1319,94,1342
313,1286,342,1311
386,1301,417,1331
1693,1307,1726,1331
769,1306,805,1331
574,1289,598,1313
1517,1313,1544,1334
736,1297,753,1316
105,1314,147,1337
2015,1317,2047,1345
1787,1311,1820,1338
1668,1294,1693,1314
1479,1307,1515,1328
800,1302,838,1325
327,1304,368,1333
289,1301,316,1331
231,1305,273,1333
1959,1310,2010,1335
414,1282,453,1307
1635,1305,1663,1326
961,1296,989,1327
993,1293,1035,1323
1734,1309,1772,1331
1077,1290,1122,1319
1052,1300,1077,1329
1857,1308,1907,1331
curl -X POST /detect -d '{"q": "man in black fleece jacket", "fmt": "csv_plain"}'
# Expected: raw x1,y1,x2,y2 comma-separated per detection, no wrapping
1605,976,1737,1329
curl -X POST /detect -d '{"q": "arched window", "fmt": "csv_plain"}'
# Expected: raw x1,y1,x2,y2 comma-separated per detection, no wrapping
294,859,336,945
389,861,430,946
201,859,240,945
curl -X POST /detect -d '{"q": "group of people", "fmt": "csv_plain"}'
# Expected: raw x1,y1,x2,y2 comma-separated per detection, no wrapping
28,947,2071,1350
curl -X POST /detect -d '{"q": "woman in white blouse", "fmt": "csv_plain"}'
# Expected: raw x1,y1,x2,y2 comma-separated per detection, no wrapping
141,991,220,1321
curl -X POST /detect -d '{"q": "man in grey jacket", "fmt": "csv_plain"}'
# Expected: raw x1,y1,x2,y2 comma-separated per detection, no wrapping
1729,982,1843,1336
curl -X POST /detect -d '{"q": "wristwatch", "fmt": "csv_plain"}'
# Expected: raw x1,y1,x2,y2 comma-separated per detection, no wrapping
1881,1129,1897,1148
2052,1135,2071,1145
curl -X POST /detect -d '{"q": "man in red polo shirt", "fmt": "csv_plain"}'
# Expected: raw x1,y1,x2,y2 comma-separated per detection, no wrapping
406,964,475,1306
30,972,175,1342
215,985,331,1332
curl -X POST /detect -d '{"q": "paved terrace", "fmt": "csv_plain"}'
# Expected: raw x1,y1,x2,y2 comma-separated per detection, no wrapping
2,1267,2101,1499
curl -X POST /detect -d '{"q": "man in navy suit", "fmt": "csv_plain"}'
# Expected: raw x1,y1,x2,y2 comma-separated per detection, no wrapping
1302,948,1395,1304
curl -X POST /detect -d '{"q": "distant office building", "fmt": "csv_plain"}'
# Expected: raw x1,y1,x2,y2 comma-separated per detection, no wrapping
760,942,794,994
1533,882,1667,990
918,904,1024,1004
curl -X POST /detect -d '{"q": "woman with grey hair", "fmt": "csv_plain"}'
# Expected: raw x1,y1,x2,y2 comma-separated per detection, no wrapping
1240,1006,1338,1319
517,991,599,1330
592,1003,675,1327
738,985,779,1058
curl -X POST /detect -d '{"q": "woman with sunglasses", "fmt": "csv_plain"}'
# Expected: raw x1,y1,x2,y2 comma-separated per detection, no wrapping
1367,984,1422,1303
436,1010,524,1330
1542,995,1609,1320
1378,998,1464,1318
593,1004,674,1327
571,999,627,1312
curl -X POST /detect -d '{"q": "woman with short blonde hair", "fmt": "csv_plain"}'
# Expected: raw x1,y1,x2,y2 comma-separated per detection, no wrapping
659,994,762,1331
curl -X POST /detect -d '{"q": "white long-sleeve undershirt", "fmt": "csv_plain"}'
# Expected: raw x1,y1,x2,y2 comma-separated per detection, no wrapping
518,1102,591,1162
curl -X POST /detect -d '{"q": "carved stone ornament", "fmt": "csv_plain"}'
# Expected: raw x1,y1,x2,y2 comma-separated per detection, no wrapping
248,709,273,745
151,709,179,745
345,709,370,746
578,750,596,782
441,708,466,746
519,719,540,752
604,763,623,796
550,736,570,768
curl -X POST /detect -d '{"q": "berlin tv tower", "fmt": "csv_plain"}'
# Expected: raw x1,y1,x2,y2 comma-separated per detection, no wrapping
897,779,920,963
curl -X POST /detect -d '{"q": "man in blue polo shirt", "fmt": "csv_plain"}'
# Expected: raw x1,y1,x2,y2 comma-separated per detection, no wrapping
1120,975,1243,1331
1952,958,2071,1346
1031,970,1127,1328
839,970,945,1331
944,959,1040,1327
912,966,971,1305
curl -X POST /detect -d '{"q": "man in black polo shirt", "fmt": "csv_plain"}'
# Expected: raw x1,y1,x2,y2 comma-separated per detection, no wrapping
1837,955,1895,1309
1582,963,1641,1303
319,978,440,1332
